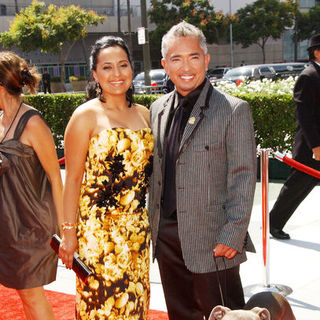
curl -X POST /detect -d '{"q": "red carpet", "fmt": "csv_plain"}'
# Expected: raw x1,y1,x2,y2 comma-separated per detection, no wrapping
0,284,168,320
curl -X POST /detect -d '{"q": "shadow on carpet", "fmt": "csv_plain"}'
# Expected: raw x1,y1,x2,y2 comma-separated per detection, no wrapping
0,284,168,319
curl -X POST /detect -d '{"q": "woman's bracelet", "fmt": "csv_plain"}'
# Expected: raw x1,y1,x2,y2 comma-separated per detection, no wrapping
61,222,76,231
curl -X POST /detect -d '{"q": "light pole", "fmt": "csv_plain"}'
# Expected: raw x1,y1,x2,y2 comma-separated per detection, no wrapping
140,0,151,90
294,0,298,62
14,0,18,14
127,0,133,53
117,0,121,33
229,0,234,67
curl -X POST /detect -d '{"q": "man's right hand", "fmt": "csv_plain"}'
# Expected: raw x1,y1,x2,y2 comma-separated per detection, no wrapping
214,243,237,260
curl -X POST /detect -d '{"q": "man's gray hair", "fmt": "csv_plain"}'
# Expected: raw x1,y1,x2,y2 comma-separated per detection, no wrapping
161,21,208,59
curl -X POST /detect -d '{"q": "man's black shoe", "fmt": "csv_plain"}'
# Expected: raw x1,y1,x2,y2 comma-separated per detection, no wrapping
270,227,290,240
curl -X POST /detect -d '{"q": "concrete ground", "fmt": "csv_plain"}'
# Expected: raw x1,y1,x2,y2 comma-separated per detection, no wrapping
46,175,320,319
242,181,320,319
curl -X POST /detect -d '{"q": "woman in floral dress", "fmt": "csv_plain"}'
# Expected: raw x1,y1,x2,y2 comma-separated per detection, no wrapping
59,36,153,320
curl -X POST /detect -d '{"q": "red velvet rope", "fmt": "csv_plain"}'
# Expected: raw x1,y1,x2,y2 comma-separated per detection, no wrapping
274,152,320,179
58,157,65,165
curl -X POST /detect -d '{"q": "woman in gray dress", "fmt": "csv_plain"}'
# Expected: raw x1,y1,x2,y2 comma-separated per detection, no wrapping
0,52,63,320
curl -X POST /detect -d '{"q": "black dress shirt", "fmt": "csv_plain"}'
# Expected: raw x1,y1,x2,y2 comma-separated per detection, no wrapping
162,81,205,219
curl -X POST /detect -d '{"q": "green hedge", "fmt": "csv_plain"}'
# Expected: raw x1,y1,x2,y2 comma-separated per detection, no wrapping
234,93,296,152
134,94,161,107
22,92,296,154
22,94,86,150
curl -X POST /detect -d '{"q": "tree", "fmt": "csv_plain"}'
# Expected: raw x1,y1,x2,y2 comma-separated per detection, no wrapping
148,0,227,51
232,0,294,63
296,5,320,41
0,0,104,89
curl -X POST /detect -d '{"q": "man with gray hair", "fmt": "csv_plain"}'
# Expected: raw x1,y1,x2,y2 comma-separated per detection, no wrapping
148,21,257,319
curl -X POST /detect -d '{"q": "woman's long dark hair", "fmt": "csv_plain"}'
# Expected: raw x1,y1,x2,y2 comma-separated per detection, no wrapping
86,36,133,106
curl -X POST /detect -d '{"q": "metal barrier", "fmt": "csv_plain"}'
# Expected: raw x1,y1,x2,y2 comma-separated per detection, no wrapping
58,148,320,297
245,148,293,296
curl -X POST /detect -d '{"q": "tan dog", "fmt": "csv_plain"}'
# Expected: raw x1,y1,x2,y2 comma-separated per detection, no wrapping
209,306,270,320
244,292,295,320
209,292,296,320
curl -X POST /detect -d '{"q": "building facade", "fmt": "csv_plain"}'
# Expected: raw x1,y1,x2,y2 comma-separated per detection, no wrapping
0,0,157,79
0,0,319,79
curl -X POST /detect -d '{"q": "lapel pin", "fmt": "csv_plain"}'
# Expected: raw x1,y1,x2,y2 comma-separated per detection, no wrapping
188,117,196,125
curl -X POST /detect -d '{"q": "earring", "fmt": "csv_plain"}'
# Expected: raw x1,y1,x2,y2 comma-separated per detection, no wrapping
95,82,102,96
96,82,106,102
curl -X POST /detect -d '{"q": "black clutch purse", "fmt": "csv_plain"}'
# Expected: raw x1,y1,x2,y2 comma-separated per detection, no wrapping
50,234,93,283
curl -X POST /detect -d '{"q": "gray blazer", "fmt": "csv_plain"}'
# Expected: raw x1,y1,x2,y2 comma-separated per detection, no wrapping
148,79,256,273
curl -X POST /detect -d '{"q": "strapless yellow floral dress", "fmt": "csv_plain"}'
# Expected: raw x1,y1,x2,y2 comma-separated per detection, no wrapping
76,128,153,320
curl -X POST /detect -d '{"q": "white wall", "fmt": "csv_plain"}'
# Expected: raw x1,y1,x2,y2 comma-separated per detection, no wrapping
211,0,255,13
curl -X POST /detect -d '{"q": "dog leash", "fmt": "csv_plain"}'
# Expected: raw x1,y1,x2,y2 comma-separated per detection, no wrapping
213,255,227,307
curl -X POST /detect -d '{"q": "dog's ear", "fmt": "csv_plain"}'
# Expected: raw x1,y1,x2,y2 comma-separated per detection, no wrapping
251,307,271,320
208,305,231,320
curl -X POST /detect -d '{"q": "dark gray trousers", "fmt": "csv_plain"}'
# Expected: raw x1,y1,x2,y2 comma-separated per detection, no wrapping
155,217,245,320
270,168,319,230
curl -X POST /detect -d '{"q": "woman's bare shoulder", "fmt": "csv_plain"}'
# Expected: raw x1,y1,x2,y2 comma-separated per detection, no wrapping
133,103,150,116
65,99,102,136
72,98,100,117
21,106,52,145
21,105,46,127
133,103,150,125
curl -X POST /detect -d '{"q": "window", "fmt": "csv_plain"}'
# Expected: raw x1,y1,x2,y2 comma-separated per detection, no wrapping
0,4,6,16
151,71,166,81
259,66,273,77
299,0,315,8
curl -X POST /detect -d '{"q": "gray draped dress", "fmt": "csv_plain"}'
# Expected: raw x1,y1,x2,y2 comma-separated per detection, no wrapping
0,110,58,289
